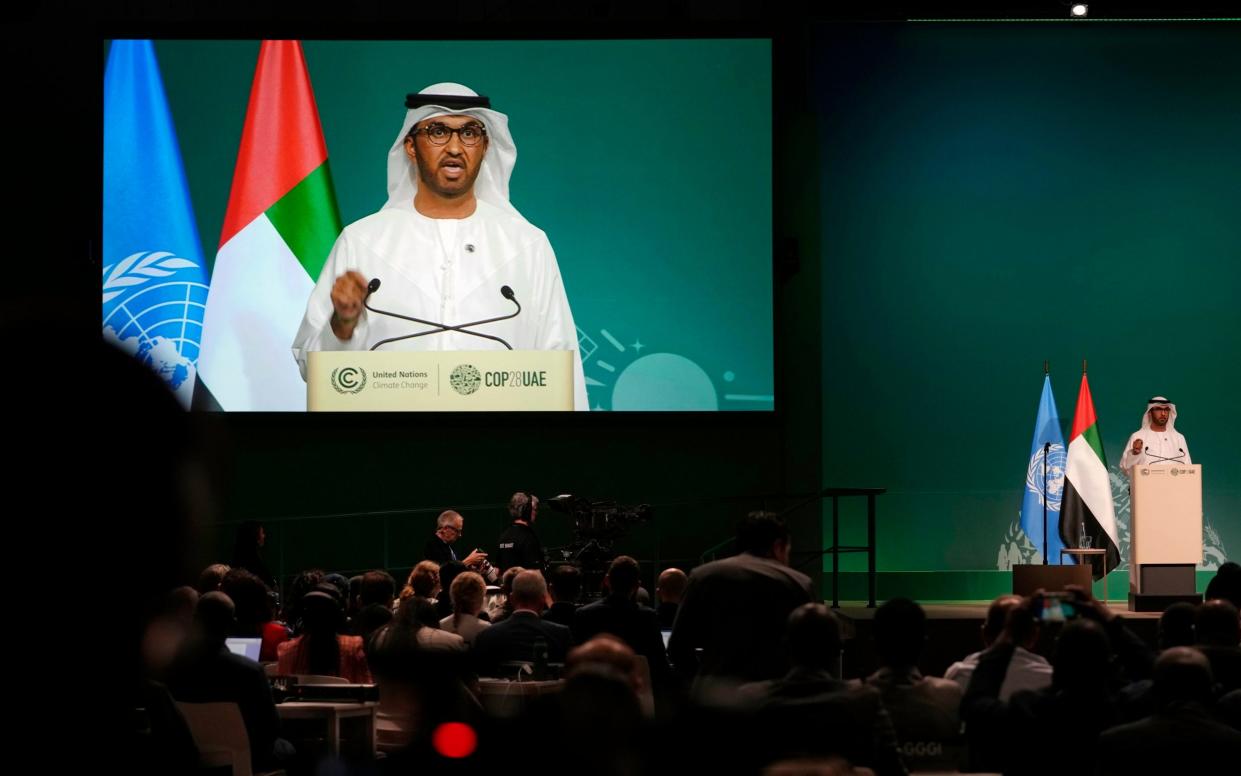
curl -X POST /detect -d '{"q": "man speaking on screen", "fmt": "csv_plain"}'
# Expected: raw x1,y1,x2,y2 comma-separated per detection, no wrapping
292,83,588,410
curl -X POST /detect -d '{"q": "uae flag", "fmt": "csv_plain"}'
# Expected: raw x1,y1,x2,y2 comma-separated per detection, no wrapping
1060,373,1120,580
197,40,341,410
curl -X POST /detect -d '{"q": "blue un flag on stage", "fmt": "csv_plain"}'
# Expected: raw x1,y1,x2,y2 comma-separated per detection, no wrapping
102,40,208,408
1020,374,1067,564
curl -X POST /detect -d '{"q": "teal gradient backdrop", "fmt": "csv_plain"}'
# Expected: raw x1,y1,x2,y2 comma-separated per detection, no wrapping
123,39,773,411
816,24,1241,579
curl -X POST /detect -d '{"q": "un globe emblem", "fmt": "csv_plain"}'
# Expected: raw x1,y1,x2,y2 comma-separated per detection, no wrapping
101,250,208,407
1026,443,1067,511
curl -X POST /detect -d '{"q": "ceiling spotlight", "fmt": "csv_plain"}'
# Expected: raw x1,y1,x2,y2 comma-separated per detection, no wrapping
1071,3,1088,16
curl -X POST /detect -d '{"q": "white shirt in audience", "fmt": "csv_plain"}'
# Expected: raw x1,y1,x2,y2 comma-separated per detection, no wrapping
944,646,1052,700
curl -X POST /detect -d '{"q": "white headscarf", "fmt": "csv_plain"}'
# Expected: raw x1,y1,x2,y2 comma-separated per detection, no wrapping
383,82,522,219
1139,396,1179,432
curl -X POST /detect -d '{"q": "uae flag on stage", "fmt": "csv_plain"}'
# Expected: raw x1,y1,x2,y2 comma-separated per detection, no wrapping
197,40,342,410
1060,372,1120,579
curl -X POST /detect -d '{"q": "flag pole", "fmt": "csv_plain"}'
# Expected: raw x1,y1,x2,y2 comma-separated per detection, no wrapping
1043,359,1050,565
1043,439,1050,565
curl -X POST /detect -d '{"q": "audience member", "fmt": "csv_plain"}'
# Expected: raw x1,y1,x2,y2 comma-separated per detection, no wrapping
865,597,962,771
738,604,906,776
440,571,492,646
166,592,290,771
473,570,572,677
668,511,814,684
656,567,688,630
489,565,525,624
221,568,288,662
357,570,396,611
276,590,372,682
961,587,1155,775
400,560,443,627
1156,601,1197,650
944,594,1051,700
374,593,466,654
1205,561,1241,609
195,563,230,595
573,555,672,689
1195,598,1241,693
435,560,467,620
282,568,326,635
544,563,583,628
1098,646,1241,774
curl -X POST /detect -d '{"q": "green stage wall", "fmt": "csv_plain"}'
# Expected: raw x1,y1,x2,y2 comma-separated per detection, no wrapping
816,23,1241,596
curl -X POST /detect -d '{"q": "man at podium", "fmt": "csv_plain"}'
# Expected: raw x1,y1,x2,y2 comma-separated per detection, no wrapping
1121,396,1192,475
291,83,589,410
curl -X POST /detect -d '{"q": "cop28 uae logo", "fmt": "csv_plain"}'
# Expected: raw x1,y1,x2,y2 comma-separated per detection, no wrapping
330,367,367,394
450,364,482,395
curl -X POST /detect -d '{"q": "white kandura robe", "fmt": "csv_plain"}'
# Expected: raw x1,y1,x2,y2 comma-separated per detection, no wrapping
1120,402,1191,474
291,198,588,410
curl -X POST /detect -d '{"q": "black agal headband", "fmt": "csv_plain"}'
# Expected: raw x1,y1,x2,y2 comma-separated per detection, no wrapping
405,93,492,110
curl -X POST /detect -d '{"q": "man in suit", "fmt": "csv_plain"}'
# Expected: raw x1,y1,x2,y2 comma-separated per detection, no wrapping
1196,598,1241,694
165,592,291,771
1098,647,1241,773
572,555,671,689
738,603,907,776
864,598,964,772
667,511,814,684
543,563,582,628
655,567,688,630
473,570,572,676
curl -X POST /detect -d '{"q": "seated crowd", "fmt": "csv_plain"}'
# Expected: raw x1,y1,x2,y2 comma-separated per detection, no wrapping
141,513,1241,775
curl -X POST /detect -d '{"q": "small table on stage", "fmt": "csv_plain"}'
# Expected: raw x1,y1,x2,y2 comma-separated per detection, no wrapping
823,487,886,608
1060,548,1108,601
277,701,378,758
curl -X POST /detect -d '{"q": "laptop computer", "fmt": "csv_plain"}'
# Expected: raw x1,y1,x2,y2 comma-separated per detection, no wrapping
225,637,263,661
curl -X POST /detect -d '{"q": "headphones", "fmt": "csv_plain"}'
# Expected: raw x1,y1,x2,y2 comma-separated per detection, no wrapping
521,491,535,522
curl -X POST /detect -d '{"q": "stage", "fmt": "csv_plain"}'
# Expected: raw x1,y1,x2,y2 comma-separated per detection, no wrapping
831,603,1160,680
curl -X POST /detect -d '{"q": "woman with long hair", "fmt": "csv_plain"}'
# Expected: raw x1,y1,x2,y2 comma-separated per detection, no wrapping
276,590,371,683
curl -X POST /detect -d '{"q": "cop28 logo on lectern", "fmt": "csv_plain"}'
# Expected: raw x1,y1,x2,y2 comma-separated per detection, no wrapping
450,364,482,396
330,367,367,394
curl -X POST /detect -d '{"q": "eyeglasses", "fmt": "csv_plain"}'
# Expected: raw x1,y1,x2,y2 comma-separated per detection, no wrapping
410,122,488,146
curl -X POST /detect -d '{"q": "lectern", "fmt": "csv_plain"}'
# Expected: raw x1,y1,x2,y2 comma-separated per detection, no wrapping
1129,464,1203,611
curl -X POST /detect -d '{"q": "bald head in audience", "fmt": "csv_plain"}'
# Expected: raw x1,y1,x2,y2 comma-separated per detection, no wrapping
657,568,688,604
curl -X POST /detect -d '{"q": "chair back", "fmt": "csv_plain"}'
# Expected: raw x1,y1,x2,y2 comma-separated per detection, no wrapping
175,701,253,776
